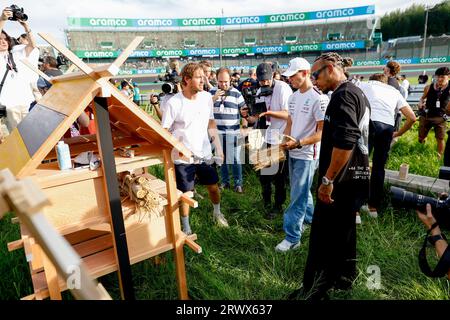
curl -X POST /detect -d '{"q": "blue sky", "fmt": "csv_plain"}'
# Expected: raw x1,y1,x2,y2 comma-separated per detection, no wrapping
0,0,443,45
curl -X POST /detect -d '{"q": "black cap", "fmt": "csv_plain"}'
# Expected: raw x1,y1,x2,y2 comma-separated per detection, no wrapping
435,67,450,76
256,63,273,82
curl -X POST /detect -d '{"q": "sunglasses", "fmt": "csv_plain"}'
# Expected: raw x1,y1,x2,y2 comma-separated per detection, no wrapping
311,65,329,81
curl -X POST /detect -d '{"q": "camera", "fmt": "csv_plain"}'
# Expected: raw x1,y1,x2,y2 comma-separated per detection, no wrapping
8,5,28,21
390,186,450,230
159,72,181,95
242,85,273,117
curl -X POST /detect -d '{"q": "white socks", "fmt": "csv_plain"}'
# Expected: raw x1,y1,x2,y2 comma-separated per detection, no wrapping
213,203,221,216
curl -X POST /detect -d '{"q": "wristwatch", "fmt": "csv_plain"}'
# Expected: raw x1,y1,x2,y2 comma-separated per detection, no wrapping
322,176,334,186
296,140,303,149
428,233,447,246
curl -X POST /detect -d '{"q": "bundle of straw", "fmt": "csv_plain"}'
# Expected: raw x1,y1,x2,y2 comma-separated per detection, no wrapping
250,145,286,171
120,174,165,221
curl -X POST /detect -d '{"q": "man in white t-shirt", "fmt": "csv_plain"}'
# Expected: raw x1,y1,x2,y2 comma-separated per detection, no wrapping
357,74,416,217
400,75,410,99
274,58,329,252
162,62,227,235
243,62,293,219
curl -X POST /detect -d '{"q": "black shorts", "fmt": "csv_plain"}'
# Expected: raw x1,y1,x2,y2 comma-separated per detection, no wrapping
175,163,219,192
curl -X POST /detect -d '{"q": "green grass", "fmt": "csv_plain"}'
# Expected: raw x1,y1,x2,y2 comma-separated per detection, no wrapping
1,123,449,300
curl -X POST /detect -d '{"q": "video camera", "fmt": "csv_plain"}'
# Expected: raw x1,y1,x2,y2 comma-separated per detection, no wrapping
159,71,181,95
9,4,28,21
242,85,273,117
390,186,450,230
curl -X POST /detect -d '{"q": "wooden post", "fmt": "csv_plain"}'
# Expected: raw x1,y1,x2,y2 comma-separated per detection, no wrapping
162,149,189,300
94,97,135,300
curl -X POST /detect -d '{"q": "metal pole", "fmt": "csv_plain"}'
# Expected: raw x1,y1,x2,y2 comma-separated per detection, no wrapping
220,8,224,66
422,6,429,58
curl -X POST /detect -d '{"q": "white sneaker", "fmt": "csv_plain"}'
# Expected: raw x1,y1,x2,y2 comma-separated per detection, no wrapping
275,239,301,252
368,210,378,218
360,205,369,213
355,215,362,225
214,212,229,227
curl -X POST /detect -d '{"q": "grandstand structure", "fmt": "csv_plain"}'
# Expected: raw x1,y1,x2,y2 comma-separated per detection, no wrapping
65,5,381,72
64,4,449,75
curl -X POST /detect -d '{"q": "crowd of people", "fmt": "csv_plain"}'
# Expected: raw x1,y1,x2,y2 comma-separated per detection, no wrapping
0,3,449,299
152,55,450,299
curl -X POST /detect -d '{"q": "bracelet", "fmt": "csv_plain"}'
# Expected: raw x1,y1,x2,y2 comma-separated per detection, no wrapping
428,233,447,246
428,222,439,233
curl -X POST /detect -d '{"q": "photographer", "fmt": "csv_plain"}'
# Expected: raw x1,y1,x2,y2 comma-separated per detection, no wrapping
0,6,38,132
418,67,449,160
150,93,163,121
243,62,292,219
417,204,450,279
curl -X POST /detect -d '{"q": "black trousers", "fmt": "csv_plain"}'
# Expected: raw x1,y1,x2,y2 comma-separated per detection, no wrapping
259,144,288,210
303,184,362,300
368,121,394,209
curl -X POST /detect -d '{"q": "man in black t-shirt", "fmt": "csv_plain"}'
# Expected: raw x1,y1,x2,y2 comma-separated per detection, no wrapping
292,52,370,301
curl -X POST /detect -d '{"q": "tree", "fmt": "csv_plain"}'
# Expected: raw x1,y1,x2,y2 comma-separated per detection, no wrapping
381,1,450,40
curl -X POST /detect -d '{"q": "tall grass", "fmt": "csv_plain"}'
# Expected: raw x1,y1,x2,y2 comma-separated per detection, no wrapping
0,123,449,300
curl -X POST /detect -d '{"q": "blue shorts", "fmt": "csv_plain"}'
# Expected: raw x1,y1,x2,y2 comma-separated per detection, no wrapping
175,163,219,192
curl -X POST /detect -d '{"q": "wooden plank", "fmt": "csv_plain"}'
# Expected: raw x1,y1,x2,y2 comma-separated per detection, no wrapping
163,149,189,300
44,137,148,161
38,33,96,79
42,252,62,300
181,193,198,209
20,58,52,82
17,81,101,178
64,225,111,246
0,129,31,176
72,234,113,258
7,239,24,252
185,237,202,254
108,92,192,159
30,234,198,299
39,178,109,233
113,37,144,70
38,78,99,117
31,242,44,273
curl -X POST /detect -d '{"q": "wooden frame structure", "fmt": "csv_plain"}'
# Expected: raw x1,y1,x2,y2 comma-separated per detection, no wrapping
0,34,200,300
0,169,111,300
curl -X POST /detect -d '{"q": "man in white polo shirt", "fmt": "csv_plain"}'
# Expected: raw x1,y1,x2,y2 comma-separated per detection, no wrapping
357,73,416,218
162,62,227,235
275,58,329,252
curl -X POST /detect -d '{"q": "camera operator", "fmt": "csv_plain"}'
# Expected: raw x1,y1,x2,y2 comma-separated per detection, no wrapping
150,93,164,121
237,68,258,93
0,6,38,132
418,67,450,160
243,62,292,219
417,204,450,279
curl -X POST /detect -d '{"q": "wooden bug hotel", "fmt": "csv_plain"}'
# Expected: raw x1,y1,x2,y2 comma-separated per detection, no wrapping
0,34,201,300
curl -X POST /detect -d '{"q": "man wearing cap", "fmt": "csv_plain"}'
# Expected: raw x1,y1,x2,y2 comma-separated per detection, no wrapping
419,67,450,160
243,62,293,219
275,58,329,252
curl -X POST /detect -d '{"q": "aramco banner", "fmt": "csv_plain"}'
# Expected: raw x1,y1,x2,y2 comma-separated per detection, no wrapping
68,5,375,28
